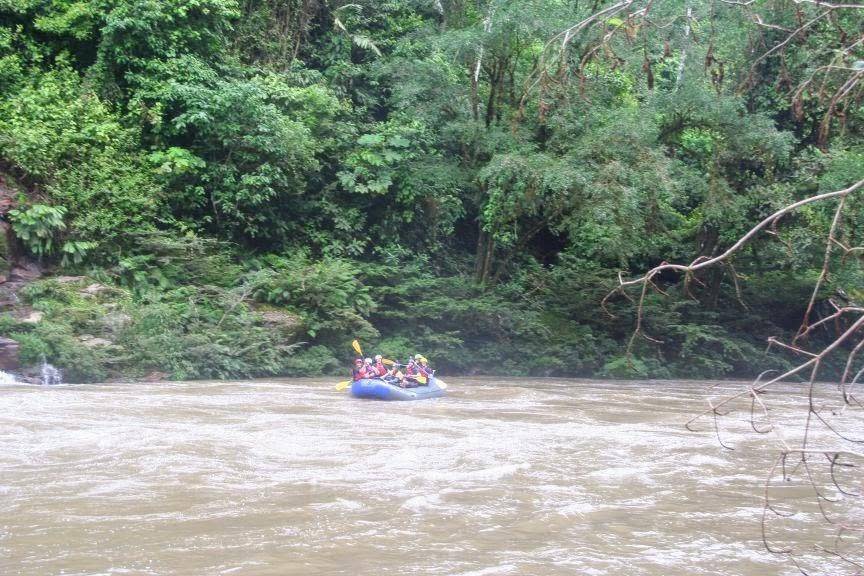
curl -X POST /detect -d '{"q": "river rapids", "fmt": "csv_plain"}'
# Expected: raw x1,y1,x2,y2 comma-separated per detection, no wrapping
1,378,861,575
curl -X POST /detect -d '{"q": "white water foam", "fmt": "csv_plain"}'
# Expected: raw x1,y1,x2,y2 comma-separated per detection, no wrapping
41,361,62,385
1,377,857,576
455,564,519,576
401,493,443,512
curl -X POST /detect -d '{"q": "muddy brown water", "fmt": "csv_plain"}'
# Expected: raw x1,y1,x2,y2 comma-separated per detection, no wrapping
0,378,859,575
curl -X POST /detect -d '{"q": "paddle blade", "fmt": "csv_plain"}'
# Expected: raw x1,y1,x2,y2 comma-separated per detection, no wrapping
335,380,351,391
351,339,362,356
436,379,448,390
382,358,395,366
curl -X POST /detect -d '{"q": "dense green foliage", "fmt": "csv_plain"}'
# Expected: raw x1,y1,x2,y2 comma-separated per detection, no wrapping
0,0,862,381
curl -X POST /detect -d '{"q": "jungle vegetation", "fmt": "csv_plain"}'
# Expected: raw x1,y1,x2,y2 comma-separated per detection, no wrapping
0,0,862,381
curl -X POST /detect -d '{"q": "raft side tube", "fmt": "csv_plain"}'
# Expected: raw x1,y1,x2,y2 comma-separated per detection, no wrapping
350,377,446,401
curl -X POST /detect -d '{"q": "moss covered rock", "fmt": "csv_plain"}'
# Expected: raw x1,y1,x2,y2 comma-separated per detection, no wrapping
0,337,20,371
0,222,10,277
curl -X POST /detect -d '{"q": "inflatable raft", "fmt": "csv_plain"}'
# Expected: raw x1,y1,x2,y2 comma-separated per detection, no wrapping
350,377,447,401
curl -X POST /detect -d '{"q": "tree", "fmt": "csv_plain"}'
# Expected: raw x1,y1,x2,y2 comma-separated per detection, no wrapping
608,177,864,574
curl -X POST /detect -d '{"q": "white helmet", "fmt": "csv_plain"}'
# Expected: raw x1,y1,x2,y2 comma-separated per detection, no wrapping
364,357,372,364
374,354,382,361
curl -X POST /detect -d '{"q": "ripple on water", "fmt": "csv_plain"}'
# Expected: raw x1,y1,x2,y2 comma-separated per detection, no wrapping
453,564,519,576
0,377,858,576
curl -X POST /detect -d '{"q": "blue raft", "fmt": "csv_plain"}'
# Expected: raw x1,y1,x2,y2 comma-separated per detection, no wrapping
350,377,447,401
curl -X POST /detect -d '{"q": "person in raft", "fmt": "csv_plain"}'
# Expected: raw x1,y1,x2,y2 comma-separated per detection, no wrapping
372,355,388,378
371,354,405,385
403,354,432,387
384,363,403,385
418,355,433,381
401,357,417,386
352,358,372,381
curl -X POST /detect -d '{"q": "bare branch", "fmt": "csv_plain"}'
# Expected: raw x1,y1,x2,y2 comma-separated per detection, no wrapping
617,178,864,572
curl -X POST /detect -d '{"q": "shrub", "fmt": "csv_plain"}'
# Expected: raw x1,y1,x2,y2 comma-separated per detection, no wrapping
0,67,161,261
11,322,108,382
254,254,377,342
280,345,341,377
8,204,66,259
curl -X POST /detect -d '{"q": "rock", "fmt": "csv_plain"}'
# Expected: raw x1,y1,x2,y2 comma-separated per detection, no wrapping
55,275,86,284
80,337,113,348
9,262,41,282
0,221,11,269
257,308,303,334
101,312,131,334
144,371,168,381
0,288,17,309
81,283,107,296
0,237,8,279
21,311,43,324
0,196,13,216
0,173,16,216
0,274,6,284
0,337,20,371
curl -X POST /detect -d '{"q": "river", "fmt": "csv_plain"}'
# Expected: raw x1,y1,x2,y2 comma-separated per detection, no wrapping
0,378,860,575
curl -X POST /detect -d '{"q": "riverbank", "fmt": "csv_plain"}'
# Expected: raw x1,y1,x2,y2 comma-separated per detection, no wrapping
1,264,812,385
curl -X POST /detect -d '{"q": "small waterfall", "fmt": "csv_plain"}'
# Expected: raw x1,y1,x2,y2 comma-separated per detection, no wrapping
0,370,16,385
41,361,62,385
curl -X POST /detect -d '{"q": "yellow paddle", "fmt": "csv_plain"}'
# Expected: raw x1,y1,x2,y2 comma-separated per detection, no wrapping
336,340,368,392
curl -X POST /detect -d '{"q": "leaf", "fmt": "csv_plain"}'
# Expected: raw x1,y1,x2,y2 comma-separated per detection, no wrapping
360,150,384,166
358,133,385,146
388,135,411,148
351,34,382,56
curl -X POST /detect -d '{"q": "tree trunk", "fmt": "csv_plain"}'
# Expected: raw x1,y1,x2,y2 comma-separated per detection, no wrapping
470,63,480,122
485,61,503,127
482,234,495,285
474,229,488,281
474,228,496,285
675,4,692,91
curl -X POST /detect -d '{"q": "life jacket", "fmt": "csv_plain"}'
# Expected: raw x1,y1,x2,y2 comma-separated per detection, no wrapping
374,362,387,377
405,361,418,376
352,367,368,381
